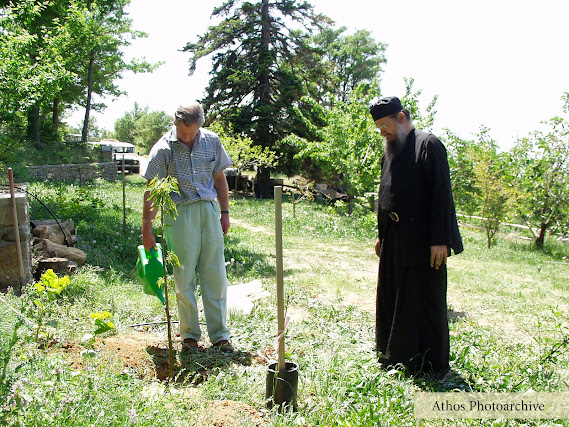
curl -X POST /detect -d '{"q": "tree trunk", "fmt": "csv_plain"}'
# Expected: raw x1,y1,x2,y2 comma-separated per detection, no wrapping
82,49,96,143
256,0,272,198
53,97,60,136
37,258,69,276
42,240,87,265
256,167,272,199
536,222,549,248
33,106,41,148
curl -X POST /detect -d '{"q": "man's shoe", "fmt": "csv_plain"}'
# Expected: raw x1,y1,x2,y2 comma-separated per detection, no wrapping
213,340,234,353
183,338,199,350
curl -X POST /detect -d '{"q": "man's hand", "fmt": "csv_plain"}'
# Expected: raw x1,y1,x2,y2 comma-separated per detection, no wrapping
375,237,381,257
213,171,230,236
142,185,158,252
142,229,157,252
430,245,448,269
220,213,230,236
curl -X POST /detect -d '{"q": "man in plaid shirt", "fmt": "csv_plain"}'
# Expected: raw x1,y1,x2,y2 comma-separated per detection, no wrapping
142,103,234,353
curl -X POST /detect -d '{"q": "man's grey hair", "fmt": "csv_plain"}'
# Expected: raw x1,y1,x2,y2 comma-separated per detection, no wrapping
174,103,205,127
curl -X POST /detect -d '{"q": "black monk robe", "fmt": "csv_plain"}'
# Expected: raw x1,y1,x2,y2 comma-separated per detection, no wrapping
376,128,463,374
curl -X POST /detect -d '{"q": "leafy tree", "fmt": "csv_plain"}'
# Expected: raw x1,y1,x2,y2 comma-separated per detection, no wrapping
114,104,171,153
313,27,386,103
400,77,438,132
468,127,512,248
135,110,172,154
0,130,21,177
84,116,113,141
146,176,180,380
291,84,383,213
0,0,157,146
443,130,479,216
508,117,569,247
114,111,139,144
183,0,331,196
209,122,277,193
445,126,516,246
0,0,73,146
70,0,159,143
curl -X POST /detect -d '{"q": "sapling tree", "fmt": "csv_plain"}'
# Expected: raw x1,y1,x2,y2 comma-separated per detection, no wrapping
145,176,180,380
290,84,383,214
468,128,512,248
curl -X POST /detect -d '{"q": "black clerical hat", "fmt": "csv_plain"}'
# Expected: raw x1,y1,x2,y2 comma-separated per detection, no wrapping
369,96,403,121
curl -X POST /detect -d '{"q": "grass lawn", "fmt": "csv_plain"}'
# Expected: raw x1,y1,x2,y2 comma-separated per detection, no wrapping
1,175,568,426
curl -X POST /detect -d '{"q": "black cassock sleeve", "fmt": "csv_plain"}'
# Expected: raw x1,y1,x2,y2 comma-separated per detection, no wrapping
421,135,463,255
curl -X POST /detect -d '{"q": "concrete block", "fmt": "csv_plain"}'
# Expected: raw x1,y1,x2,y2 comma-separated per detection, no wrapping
3,224,30,242
0,240,32,289
0,187,28,226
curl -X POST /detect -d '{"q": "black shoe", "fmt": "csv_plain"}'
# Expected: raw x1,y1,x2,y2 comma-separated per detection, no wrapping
378,357,395,369
435,366,454,382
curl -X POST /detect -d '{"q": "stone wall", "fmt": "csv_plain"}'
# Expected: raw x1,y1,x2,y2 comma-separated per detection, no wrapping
0,185,32,291
27,162,117,183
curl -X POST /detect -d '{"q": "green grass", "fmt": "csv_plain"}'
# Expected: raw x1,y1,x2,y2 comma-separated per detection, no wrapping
1,176,568,426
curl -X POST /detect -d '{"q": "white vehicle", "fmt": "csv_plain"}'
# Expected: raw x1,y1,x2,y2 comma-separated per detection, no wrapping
89,140,140,174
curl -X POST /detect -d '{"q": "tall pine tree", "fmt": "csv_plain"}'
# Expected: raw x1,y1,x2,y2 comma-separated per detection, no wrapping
184,0,330,196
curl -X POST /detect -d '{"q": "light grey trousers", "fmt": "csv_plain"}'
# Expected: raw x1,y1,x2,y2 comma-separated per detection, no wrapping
164,200,229,343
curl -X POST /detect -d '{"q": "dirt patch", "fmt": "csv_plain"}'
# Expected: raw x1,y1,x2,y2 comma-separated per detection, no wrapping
97,332,165,377
56,331,267,384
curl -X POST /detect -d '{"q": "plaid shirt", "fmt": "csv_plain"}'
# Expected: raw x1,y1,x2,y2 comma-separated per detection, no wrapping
143,127,232,204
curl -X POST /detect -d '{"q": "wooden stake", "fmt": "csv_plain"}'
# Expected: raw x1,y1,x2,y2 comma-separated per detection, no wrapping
275,186,285,372
8,168,25,287
122,158,126,238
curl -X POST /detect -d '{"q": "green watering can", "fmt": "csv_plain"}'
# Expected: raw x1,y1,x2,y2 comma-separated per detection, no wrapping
136,244,166,305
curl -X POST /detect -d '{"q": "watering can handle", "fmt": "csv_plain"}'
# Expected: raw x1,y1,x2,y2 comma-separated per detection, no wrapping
144,246,158,259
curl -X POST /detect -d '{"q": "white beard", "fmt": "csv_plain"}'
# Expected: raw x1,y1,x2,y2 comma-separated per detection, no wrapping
385,124,407,160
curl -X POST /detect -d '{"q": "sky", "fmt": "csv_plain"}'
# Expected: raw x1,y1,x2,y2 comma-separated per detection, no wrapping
71,0,569,151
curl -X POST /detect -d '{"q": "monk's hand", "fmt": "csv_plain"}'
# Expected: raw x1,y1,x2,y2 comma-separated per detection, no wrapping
375,237,381,257
430,245,448,269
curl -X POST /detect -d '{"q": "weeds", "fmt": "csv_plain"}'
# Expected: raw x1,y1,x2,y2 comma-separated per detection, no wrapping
19,269,70,342
537,308,569,364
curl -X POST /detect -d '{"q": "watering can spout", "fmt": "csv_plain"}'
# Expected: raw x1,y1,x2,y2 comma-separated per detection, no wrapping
136,244,166,305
